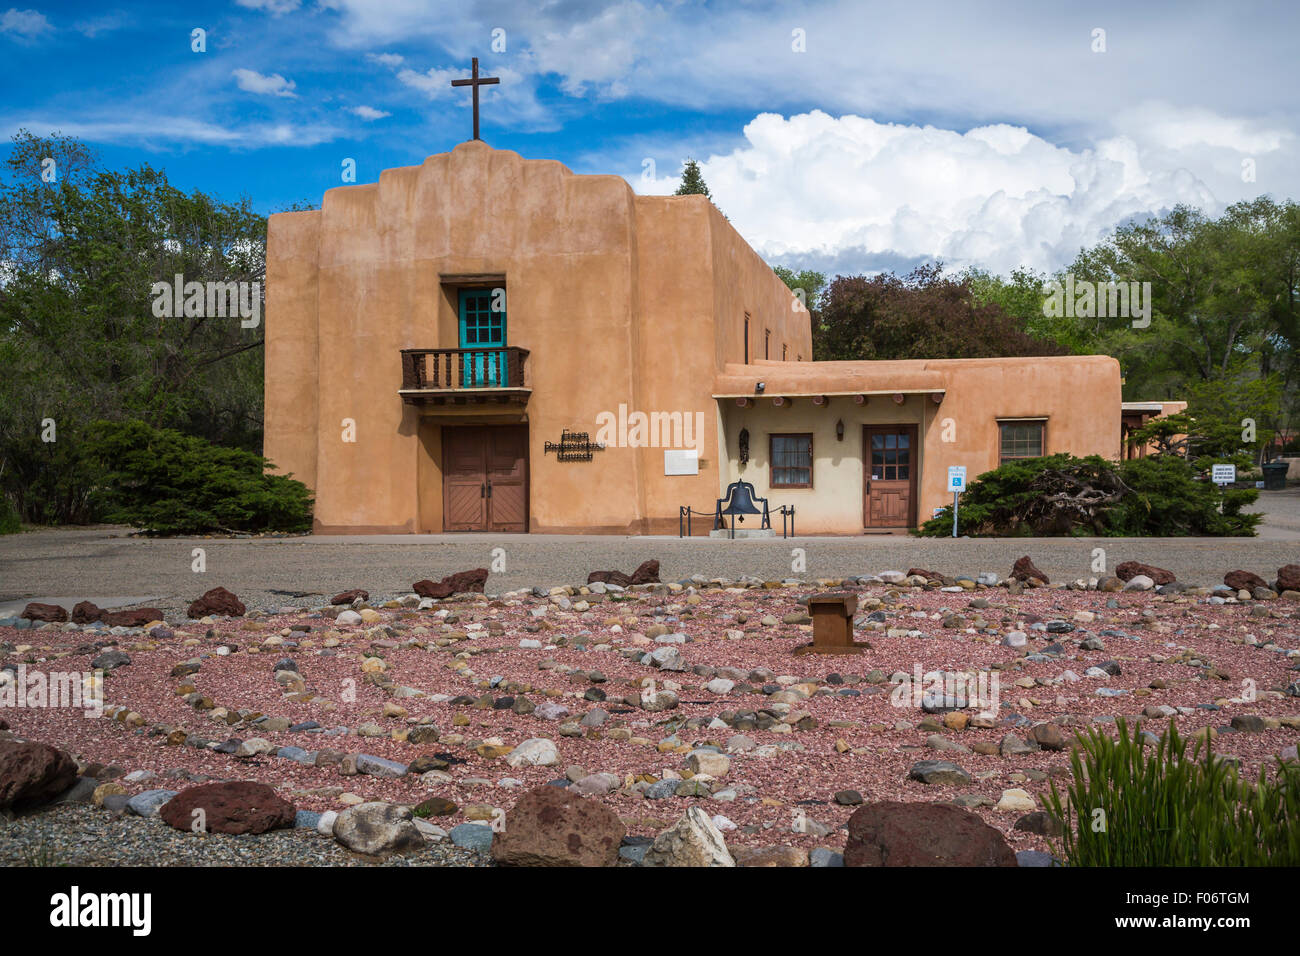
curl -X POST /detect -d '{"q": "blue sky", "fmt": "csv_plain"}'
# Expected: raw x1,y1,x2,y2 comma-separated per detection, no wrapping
3,0,1298,275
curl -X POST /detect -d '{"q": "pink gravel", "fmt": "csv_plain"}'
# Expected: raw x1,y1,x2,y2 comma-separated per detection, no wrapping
3,580,1298,857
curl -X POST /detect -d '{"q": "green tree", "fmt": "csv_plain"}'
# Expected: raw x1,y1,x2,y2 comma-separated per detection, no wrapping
814,263,1067,362
674,158,712,199
0,130,268,523
772,265,826,335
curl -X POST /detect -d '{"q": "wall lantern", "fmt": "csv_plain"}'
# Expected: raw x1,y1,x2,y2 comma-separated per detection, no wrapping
835,419,845,441
739,427,750,463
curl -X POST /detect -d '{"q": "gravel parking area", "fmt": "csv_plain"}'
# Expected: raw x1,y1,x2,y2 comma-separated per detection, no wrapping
0,491,1296,619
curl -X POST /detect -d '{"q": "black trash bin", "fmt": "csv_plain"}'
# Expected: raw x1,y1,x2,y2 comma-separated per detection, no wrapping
1262,461,1289,491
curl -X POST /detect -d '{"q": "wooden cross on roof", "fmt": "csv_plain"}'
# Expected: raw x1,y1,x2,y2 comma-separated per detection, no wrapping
451,57,499,142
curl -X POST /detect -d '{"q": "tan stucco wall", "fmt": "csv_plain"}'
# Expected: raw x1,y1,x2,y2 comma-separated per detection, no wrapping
263,210,320,491
265,141,804,534
264,141,1121,535
718,355,1122,533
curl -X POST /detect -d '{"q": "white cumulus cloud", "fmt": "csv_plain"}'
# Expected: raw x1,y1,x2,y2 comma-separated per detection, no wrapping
232,68,298,98
638,111,1232,276
0,7,52,38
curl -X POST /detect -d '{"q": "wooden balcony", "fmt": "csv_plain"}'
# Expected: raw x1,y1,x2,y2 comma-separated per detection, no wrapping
399,347,531,406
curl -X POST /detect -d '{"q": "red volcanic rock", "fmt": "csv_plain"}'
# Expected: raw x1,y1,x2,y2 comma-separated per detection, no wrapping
0,740,78,810
1224,570,1266,591
159,781,295,835
1275,565,1300,592
491,785,625,867
101,608,164,628
331,589,369,605
1010,556,1049,585
587,570,632,587
630,560,660,585
1116,561,1176,586
71,601,105,625
186,587,246,618
906,568,943,581
412,569,488,599
588,559,660,588
844,801,1017,867
20,602,67,623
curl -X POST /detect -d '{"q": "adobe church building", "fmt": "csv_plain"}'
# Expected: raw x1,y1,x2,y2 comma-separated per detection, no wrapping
264,139,1121,535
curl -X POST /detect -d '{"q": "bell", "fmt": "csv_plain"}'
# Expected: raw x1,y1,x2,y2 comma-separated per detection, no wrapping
721,480,762,516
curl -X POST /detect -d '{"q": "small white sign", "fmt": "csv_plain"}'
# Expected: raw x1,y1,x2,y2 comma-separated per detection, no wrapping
947,465,967,492
1211,464,1236,485
664,449,699,476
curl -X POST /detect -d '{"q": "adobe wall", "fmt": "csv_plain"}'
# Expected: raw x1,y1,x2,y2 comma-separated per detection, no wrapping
629,197,809,533
263,211,321,492
268,141,650,533
717,355,1122,533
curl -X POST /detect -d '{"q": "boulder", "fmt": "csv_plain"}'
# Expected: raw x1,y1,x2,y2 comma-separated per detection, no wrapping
0,740,79,810
187,587,246,618
1010,556,1049,584
587,570,632,588
101,608,164,628
491,785,625,866
844,801,1017,866
331,589,369,605
1276,564,1300,593
1224,570,1266,591
906,568,943,581
587,559,660,588
1116,561,1175,586
630,559,661,585
333,802,425,856
641,807,735,867
412,569,488,599
71,601,105,624
20,602,67,623
159,781,295,835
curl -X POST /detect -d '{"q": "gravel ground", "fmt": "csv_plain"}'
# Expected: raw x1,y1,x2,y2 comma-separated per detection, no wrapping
1,493,1298,619
0,803,493,867
3,575,1298,866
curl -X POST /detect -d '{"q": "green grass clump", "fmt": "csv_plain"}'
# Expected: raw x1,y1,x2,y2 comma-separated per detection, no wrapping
1045,718,1299,866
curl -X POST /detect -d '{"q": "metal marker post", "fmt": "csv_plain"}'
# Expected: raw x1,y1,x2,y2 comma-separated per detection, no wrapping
952,491,959,537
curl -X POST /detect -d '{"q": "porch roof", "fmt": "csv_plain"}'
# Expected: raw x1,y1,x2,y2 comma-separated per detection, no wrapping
713,359,946,398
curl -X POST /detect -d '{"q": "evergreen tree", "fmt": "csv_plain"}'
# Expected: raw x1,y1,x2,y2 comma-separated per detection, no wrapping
675,158,712,199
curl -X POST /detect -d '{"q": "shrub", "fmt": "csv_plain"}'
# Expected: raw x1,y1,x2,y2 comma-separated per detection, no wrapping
0,495,20,534
86,419,313,535
1045,719,1299,866
917,453,1258,537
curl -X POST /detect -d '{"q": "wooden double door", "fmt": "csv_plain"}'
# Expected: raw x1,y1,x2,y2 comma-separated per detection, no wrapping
443,425,528,532
863,424,918,529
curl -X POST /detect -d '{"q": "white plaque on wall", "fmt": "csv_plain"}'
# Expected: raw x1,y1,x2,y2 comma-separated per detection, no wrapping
664,449,699,475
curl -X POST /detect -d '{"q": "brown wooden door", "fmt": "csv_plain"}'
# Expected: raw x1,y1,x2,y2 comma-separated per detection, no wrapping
486,426,528,532
863,425,917,529
442,426,528,532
